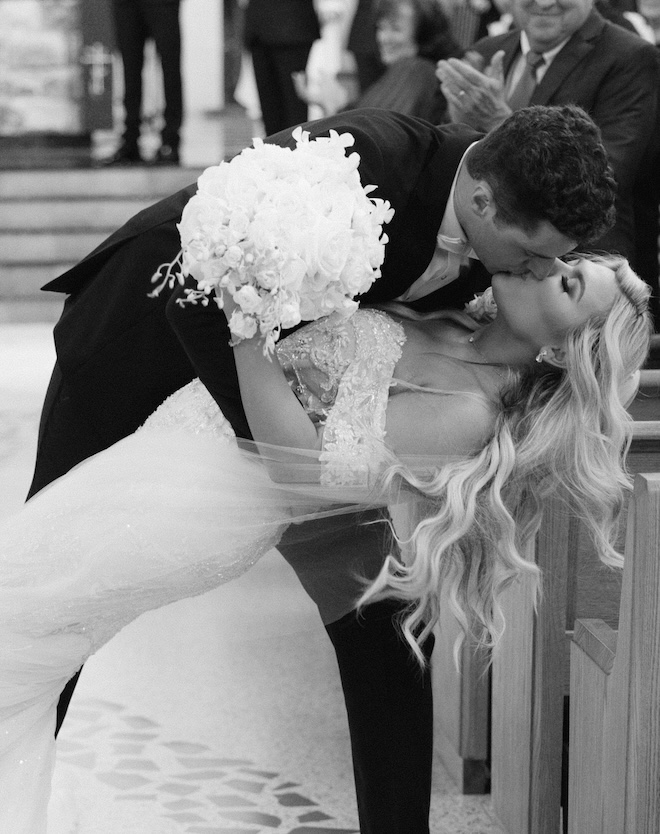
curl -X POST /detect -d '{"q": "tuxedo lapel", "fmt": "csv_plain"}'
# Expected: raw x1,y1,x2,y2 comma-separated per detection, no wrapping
530,11,604,105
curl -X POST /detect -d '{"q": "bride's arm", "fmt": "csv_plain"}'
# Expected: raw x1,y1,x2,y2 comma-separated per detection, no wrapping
231,335,323,452
221,295,323,452
224,295,495,459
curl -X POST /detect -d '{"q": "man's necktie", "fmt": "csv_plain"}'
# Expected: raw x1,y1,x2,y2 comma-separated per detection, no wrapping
507,51,545,111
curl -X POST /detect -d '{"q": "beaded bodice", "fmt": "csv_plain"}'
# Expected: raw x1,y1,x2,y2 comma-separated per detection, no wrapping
143,309,406,487
277,309,406,486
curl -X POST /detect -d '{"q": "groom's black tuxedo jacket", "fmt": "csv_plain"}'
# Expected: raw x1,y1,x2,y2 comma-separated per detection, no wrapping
32,109,485,498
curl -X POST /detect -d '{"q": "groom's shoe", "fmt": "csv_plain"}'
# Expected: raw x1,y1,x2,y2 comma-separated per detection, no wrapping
99,143,145,167
151,144,180,166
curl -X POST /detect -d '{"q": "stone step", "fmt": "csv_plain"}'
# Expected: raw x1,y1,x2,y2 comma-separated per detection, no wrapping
1,232,106,264
0,167,202,200
0,297,64,324
0,264,74,297
0,199,155,231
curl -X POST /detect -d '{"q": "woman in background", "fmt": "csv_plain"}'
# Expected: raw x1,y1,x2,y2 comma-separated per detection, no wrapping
295,0,461,121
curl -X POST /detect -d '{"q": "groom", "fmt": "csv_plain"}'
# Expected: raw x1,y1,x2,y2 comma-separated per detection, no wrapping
30,105,615,834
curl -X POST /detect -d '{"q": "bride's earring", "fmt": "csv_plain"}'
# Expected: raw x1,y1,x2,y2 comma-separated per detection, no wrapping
535,349,547,363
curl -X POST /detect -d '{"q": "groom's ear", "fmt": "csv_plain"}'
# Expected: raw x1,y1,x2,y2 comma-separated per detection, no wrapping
470,181,495,219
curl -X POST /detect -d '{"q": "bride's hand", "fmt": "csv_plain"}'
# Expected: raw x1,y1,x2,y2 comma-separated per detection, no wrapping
215,288,265,348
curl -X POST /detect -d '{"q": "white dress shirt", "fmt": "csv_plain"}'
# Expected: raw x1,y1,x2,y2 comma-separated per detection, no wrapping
397,144,478,303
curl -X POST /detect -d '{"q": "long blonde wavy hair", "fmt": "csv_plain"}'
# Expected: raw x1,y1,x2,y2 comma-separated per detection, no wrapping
360,254,653,663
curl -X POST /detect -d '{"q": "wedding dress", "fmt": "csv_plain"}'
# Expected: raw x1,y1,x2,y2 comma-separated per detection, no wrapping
0,308,410,832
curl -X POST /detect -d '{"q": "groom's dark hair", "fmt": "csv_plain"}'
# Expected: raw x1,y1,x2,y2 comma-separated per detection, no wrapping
466,104,616,245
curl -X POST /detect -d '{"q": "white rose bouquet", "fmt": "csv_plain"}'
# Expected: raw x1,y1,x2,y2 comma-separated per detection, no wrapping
150,126,395,355
464,287,497,322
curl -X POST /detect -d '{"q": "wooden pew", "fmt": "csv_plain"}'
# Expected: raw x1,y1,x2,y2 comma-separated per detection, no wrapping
568,473,660,834
431,352,659,807
489,418,660,834
629,368,660,420
432,412,660,804
432,600,490,793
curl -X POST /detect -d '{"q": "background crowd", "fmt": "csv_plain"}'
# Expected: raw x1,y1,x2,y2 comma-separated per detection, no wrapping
97,0,660,326
227,0,660,327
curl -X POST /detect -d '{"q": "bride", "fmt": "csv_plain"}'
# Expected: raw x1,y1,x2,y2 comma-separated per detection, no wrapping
0,252,651,831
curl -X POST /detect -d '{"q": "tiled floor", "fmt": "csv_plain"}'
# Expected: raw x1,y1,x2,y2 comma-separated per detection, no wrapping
0,106,506,832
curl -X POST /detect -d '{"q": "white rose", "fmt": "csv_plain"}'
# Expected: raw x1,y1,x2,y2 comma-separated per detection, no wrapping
481,287,498,317
367,234,387,269
255,267,281,291
249,214,280,254
178,194,213,245
223,245,244,269
229,310,258,341
196,164,230,197
279,297,302,329
340,250,374,296
234,284,265,315
320,183,357,227
204,257,230,282
303,218,351,278
465,287,497,321
227,209,250,240
198,161,262,212
279,256,307,293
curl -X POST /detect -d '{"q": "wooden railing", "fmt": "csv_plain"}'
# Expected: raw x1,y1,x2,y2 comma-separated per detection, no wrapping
432,370,659,827
568,473,660,834
489,420,660,834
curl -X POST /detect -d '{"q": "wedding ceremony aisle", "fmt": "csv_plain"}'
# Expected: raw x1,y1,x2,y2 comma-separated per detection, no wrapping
0,320,506,833
0,103,494,832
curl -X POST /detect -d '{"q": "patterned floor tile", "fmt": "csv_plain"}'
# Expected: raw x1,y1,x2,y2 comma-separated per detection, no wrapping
57,698,360,831
276,793,317,807
297,813,334,823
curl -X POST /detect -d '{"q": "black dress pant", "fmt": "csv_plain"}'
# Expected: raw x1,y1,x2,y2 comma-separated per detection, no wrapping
326,601,434,834
250,41,312,136
112,0,183,149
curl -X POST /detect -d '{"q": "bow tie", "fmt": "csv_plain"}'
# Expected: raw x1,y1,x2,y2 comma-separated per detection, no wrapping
437,233,473,258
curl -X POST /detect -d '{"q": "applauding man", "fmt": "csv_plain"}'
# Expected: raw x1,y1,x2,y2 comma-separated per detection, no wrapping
436,0,660,269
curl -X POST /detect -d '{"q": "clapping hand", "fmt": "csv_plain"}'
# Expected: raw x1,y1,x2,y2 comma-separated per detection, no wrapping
436,50,512,132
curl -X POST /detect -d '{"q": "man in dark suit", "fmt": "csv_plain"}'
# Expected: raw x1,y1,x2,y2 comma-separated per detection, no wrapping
348,0,385,91
244,0,320,135
31,105,615,834
435,0,660,294
103,0,183,166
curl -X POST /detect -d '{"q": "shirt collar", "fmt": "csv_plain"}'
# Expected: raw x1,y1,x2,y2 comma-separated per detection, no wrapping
437,142,478,258
520,30,571,63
